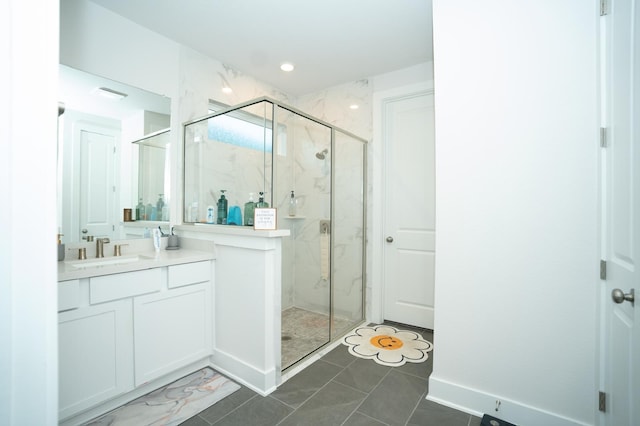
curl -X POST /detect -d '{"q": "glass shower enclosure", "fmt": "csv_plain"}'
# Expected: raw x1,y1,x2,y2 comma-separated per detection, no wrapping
183,97,366,370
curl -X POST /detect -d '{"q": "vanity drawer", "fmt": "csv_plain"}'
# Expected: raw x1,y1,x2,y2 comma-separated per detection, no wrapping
58,280,80,312
90,269,162,304
168,261,211,289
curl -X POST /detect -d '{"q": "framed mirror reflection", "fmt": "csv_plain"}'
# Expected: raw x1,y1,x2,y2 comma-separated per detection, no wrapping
57,64,171,244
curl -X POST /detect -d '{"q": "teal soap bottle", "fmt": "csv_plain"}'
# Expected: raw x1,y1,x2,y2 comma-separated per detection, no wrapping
244,193,255,226
217,190,228,224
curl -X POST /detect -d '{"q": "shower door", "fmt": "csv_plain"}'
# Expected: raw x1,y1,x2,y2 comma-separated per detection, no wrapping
276,106,332,370
332,130,366,339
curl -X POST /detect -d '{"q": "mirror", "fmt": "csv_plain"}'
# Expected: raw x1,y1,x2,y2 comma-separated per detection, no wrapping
132,128,171,221
57,64,171,244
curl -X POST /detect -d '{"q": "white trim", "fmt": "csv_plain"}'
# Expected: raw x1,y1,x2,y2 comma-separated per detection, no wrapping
370,81,434,324
428,375,593,426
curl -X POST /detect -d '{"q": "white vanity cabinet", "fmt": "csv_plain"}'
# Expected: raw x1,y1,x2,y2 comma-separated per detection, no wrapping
58,297,134,420
133,262,213,386
57,258,214,424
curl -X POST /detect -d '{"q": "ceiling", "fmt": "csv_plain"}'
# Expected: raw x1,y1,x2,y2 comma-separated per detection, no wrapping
88,0,433,96
59,64,171,121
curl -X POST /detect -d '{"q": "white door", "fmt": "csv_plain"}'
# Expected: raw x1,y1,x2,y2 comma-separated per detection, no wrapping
382,88,435,329
79,126,117,239
601,0,639,424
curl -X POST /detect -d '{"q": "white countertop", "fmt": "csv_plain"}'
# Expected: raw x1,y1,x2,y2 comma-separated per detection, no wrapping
58,249,214,281
58,238,216,282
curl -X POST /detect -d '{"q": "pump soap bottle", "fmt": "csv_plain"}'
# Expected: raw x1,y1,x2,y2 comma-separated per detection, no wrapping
256,191,269,208
217,190,228,224
136,198,145,220
57,232,65,261
288,190,297,216
244,193,255,226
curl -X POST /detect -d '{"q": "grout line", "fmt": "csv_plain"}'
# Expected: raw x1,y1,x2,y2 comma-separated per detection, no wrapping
403,389,428,426
269,358,348,424
210,393,258,425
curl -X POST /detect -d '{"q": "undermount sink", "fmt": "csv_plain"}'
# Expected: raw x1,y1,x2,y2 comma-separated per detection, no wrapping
66,254,153,269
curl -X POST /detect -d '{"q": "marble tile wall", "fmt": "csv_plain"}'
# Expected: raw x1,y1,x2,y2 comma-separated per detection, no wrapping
176,46,371,326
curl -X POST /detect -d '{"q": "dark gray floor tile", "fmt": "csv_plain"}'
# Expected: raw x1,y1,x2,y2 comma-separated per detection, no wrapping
333,358,390,393
469,415,482,425
277,381,367,426
179,414,210,426
407,398,471,426
358,369,428,426
271,360,342,408
393,354,433,380
212,396,292,426
321,344,357,368
198,386,257,424
343,411,388,426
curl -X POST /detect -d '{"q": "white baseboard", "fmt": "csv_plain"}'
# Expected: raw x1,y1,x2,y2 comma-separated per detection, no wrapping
427,375,592,426
210,349,277,396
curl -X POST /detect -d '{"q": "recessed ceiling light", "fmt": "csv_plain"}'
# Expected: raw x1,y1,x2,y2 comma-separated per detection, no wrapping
222,87,233,94
349,104,359,110
92,86,127,100
280,63,295,72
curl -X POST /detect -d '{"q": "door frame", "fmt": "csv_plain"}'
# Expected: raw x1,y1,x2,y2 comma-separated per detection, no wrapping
371,81,434,324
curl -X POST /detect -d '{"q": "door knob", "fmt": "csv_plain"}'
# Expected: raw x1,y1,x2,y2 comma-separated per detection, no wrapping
386,236,394,243
612,288,635,306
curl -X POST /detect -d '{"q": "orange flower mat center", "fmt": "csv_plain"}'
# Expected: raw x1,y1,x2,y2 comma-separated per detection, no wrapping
370,335,404,350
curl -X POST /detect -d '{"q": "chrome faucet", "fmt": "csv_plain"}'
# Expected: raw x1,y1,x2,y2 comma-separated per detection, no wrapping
96,238,110,258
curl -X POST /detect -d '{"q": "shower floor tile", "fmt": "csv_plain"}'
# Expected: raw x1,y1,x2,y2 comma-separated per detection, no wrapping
281,307,356,369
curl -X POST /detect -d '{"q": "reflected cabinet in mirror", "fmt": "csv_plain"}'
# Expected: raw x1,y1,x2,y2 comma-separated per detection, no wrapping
57,64,171,244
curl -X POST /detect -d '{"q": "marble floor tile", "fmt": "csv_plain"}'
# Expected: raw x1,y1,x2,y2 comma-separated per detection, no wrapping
86,368,240,426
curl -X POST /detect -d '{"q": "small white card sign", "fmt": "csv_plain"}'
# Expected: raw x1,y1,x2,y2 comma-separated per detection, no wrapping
254,208,277,230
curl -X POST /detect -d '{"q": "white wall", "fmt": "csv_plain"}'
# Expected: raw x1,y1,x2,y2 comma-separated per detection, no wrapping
0,0,59,425
429,1,599,425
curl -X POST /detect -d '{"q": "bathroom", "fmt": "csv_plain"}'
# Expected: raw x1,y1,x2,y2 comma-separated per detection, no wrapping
5,1,616,426
51,0,426,417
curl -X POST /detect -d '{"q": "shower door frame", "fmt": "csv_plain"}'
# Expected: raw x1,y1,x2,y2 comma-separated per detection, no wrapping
271,100,368,367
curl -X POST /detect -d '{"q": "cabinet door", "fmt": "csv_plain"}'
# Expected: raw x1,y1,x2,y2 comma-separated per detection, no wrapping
58,299,133,420
133,283,212,386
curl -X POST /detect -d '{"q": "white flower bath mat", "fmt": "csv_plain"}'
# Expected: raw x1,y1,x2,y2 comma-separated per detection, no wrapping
342,325,433,367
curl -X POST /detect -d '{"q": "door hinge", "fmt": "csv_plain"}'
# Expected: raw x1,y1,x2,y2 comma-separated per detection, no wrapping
600,127,607,147
599,391,606,412
600,0,608,16
600,260,607,280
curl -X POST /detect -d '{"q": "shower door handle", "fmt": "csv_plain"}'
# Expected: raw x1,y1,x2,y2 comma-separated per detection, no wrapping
386,236,394,243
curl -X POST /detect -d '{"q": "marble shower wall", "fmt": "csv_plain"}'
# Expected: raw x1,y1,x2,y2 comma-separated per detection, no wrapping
278,81,372,324
177,47,372,324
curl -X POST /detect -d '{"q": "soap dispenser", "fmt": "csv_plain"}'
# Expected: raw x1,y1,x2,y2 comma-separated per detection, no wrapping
217,190,228,224
244,193,255,226
288,190,297,216
136,198,145,220
156,194,165,220
57,232,65,261
256,191,269,208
